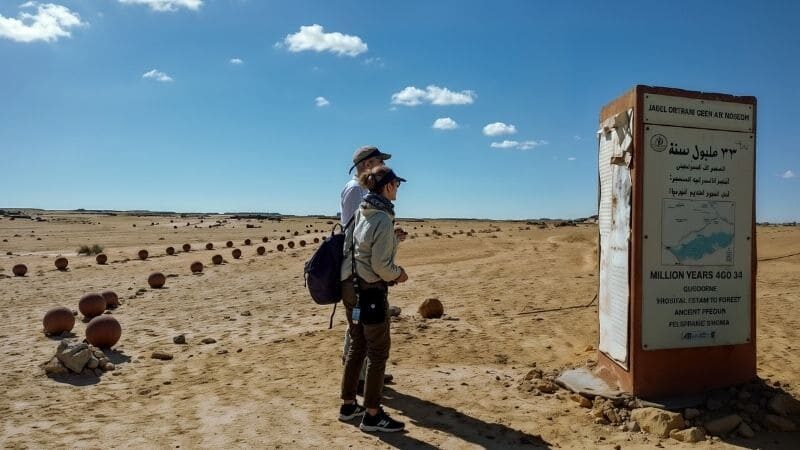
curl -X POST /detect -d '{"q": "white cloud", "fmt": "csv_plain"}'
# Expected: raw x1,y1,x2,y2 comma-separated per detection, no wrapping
490,140,519,149
483,122,517,136
280,24,367,57
118,0,202,12
363,56,385,68
229,57,243,64
782,170,796,179
314,96,330,107
142,69,173,82
490,139,547,150
568,157,577,161
432,117,458,130
573,135,582,141
391,85,476,106
0,2,86,43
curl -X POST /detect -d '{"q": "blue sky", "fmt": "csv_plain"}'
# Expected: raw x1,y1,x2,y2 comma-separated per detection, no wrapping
1,0,798,220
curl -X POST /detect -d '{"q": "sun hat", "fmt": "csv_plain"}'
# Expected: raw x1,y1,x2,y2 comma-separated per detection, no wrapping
349,146,392,173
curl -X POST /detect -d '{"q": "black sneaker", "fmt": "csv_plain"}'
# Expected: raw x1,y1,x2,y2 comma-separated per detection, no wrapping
360,408,405,432
338,402,366,421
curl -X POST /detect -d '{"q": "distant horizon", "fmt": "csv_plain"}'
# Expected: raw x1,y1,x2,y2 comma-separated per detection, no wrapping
0,205,602,222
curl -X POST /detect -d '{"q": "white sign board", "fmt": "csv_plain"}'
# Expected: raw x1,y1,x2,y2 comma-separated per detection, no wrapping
641,95,754,350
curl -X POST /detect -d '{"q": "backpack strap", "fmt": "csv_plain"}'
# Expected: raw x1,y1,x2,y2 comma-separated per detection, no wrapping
327,215,355,329
328,303,337,329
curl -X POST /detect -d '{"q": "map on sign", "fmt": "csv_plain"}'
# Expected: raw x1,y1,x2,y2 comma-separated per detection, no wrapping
662,200,735,266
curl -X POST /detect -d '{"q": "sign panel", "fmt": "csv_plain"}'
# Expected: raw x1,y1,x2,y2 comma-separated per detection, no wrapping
644,93,754,132
641,98,754,349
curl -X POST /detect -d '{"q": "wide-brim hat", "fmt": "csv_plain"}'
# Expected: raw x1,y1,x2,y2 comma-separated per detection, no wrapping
349,146,392,173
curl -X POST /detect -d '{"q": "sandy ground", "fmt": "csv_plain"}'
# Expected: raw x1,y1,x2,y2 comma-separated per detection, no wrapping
0,213,799,449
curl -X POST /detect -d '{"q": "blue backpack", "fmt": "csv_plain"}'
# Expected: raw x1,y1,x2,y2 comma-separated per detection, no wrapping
304,219,353,327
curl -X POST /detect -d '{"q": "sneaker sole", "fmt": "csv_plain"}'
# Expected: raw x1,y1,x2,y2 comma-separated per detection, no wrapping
338,411,365,421
359,424,404,433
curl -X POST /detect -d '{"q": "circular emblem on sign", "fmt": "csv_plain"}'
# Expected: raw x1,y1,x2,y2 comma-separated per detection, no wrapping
650,134,668,152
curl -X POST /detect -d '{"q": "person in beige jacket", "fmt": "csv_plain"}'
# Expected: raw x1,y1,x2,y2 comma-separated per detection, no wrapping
338,165,408,433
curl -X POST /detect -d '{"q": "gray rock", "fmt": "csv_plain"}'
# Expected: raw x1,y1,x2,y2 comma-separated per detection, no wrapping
201,337,217,344
388,305,401,317
240,310,252,316
684,408,701,420
737,422,755,438
764,414,797,432
173,334,187,345
744,403,760,414
669,427,706,443
704,414,742,436
101,362,115,371
42,356,68,375
706,397,724,411
768,393,800,416
56,339,91,373
624,420,640,432
87,357,99,369
93,350,104,359
631,407,685,437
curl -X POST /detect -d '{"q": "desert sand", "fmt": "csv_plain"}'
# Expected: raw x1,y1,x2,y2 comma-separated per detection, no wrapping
1,212,799,449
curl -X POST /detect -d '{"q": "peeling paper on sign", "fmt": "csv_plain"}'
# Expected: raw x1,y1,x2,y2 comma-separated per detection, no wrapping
597,109,633,366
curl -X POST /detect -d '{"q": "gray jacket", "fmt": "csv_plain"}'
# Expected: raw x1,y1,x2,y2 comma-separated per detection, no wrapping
341,204,401,283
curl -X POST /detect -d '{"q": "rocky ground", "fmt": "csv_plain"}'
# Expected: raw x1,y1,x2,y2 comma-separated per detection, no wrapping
1,213,799,448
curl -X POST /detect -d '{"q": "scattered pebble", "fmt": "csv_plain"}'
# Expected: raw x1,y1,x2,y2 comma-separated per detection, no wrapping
151,352,173,361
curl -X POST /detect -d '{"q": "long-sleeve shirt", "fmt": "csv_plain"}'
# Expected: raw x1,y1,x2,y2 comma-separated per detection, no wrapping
340,177,367,228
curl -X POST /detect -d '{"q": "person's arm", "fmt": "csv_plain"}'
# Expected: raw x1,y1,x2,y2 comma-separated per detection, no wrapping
370,216,403,282
340,184,363,227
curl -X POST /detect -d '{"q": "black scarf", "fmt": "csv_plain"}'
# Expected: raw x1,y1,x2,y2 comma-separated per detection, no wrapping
362,193,395,216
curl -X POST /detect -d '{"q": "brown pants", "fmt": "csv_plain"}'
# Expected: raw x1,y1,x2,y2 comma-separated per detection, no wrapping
340,278,390,409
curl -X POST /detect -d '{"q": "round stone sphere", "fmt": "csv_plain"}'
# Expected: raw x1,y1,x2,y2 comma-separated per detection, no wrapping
279,236,285,240
43,306,75,335
190,261,204,273
79,293,106,318
12,264,27,276
85,315,122,348
101,290,119,308
293,231,299,236
182,243,191,252
95,253,108,265
147,272,166,289
418,298,444,319
313,237,320,244
256,246,266,255
277,244,285,252
287,241,295,249
232,248,242,259
166,246,175,255
244,239,251,246
138,249,149,260
226,241,233,248
299,240,306,247
55,257,68,270
212,254,223,265
205,243,213,250
262,237,269,243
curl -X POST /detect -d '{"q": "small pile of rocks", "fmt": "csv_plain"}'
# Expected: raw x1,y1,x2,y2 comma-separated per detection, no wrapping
520,369,800,443
42,338,116,377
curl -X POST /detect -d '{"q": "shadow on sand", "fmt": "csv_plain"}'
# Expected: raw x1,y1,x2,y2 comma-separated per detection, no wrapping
356,387,551,449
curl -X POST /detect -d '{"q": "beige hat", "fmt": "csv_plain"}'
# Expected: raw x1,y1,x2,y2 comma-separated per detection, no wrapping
350,146,392,173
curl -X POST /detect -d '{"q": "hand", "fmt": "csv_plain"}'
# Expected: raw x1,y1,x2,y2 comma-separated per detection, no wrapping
394,268,408,283
394,227,408,242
